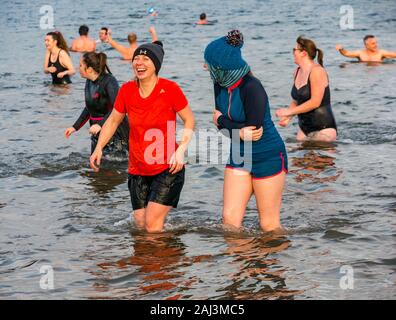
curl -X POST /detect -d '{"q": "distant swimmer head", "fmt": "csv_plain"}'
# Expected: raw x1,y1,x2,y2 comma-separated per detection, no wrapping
80,52,110,79
45,31,69,55
148,7,158,16
132,42,164,76
99,27,108,41
128,33,137,44
204,30,250,87
79,25,89,36
295,36,324,66
363,35,377,51
200,13,206,20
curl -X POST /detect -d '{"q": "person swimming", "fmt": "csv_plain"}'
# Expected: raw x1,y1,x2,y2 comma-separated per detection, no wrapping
43,31,76,85
336,35,396,62
64,52,129,155
276,36,337,142
106,26,158,60
70,25,96,53
195,13,209,25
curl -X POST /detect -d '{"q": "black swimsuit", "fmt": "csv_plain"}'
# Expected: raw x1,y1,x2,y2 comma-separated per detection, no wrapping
291,68,337,135
48,49,72,85
72,73,129,154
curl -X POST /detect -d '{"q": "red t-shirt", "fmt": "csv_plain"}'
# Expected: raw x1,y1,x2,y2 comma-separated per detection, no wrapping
114,78,188,175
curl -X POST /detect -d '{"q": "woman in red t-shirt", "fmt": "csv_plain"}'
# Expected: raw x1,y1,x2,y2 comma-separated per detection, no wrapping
90,42,195,233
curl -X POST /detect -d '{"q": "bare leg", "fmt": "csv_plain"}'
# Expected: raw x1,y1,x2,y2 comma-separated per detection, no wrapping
296,129,307,141
144,202,172,233
253,171,286,232
309,128,337,142
132,209,146,229
223,168,253,229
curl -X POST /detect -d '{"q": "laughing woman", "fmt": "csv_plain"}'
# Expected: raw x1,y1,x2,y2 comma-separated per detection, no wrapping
90,42,195,233
204,30,288,232
43,31,75,85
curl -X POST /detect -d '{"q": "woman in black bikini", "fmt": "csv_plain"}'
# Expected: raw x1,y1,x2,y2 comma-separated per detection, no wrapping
43,31,75,85
276,36,337,142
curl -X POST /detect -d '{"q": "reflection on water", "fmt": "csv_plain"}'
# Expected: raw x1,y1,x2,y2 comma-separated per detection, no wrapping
289,142,342,184
219,234,302,300
82,167,127,196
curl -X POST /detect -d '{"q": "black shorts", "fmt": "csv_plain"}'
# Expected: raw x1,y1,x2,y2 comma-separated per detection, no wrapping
128,167,185,210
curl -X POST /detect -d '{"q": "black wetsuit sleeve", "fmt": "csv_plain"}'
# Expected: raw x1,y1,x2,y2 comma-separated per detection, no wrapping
98,76,119,127
72,107,90,131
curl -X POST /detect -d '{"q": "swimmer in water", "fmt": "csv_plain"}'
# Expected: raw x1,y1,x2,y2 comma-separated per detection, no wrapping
276,36,337,142
90,42,195,233
336,35,396,62
195,13,209,25
106,26,158,60
205,30,288,233
148,7,158,17
44,31,76,85
65,52,129,155
70,25,96,53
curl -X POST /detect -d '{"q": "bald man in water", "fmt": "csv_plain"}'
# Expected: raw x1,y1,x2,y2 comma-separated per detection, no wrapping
336,35,396,62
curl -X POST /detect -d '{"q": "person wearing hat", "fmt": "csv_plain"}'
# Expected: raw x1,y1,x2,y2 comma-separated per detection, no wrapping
90,41,195,233
204,30,288,233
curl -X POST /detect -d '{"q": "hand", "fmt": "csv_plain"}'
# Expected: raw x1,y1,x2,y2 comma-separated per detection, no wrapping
213,110,222,126
335,44,343,51
239,126,263,141
279,116,292,127
57,71,66,78
106,29,112,41
47,66,57,73
275,108,292,118
169,144,186,174
65,127,76,138
149,26,156,34
90,148,103,172
89,124,102,136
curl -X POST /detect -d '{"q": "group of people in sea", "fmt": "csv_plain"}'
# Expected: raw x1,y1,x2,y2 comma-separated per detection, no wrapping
43,15,396,234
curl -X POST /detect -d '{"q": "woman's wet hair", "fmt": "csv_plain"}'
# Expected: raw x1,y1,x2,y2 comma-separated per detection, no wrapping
82,52,111,75
296,36,324,66
46,31,70,55
200,13,206,20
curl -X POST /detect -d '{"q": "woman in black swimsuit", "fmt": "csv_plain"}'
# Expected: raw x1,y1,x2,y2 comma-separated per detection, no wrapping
276,36,337,142
44,31,75,85
64,52,129,155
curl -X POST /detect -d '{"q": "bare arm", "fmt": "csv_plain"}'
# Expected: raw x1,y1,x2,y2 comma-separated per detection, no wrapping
59,51,76,76
43,50,51,73
149,26,158,43
335,44,361,59
177,105,195,146
107,35,131,57
381,50,396,59
169,105,195,174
